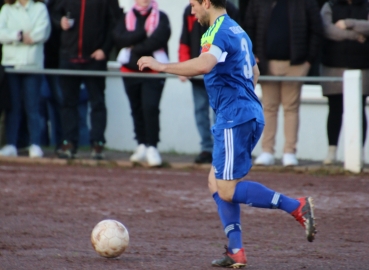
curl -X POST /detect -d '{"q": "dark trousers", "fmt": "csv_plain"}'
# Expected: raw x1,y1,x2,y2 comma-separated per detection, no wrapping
43,75,63,148
59,59,107,148
327,94,368,146
123,77,165,147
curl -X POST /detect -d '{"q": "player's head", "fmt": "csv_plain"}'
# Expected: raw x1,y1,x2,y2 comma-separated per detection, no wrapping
189,0,226,27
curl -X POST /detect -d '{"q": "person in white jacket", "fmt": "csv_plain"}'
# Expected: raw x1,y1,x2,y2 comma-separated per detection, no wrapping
0,0,50,158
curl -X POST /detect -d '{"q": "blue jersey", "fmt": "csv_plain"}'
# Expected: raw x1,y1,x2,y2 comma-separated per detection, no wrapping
200,14,264,129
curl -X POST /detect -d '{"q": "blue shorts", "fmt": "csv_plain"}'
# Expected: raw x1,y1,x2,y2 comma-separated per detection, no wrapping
212,119,264,180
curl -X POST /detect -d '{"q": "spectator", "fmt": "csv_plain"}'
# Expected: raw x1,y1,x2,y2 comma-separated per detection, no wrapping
178,1,240,164
0,0,6,146
0,0,3,61
238,0,250,23
244,0,323,166
0,66,9,147
52,0,121,160
42,0,63,150
0,0,50,158
320,0,369,165
113,0,171,167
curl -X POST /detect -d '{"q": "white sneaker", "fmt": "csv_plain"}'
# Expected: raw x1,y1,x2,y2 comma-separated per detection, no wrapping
254,152,275,166
29,144,43,158
0,145,17,157
283,153,298,167
323,146,337,165
146,146,162,167
130,144,147,162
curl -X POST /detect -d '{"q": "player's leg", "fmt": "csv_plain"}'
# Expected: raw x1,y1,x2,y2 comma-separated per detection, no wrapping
209,168,246,268
216,120,316,242
231,181,315,237
209,167,243,252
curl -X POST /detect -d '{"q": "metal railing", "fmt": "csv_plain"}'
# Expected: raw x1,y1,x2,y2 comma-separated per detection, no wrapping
5,67,343,82
3,67,363,173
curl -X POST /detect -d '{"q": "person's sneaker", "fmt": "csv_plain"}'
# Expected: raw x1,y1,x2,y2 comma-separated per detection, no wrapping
130,144,147,162
29,144,43,158
91,141,105,160
291,197,317,242
194,151,212,164
283,153,298,167
211,246,247,268
323,146,337,165
0,145,17,157
146,146,162,167
57,141,75,159
254,152,275,166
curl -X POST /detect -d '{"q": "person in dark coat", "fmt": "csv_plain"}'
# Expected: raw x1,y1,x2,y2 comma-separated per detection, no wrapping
41,0,63,149
320,0,369,164
52,0,121,160
244,0,323,167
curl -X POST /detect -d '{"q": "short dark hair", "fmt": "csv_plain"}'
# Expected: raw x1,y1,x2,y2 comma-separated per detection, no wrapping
5,0,44,4
197,0,227,9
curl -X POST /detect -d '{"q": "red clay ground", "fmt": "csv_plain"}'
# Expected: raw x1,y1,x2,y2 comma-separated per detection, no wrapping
0,162,369,270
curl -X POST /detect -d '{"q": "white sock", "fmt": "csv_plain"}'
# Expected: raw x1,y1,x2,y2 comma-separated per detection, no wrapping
231,248,240,254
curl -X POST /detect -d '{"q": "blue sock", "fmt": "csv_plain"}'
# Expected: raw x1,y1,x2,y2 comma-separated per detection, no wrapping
232,181,300,213
213,192,243,253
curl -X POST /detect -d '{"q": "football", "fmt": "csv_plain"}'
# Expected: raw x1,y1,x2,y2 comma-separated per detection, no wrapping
91,219,129,258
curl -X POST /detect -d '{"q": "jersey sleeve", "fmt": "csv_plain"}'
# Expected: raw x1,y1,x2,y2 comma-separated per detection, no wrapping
200,16,228,55
201,28,228,54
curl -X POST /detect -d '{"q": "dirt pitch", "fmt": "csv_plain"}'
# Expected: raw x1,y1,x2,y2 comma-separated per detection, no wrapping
0,162,369,270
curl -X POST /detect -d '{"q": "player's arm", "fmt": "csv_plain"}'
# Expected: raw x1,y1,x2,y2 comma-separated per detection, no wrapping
253,64,259,88
137,53,218,77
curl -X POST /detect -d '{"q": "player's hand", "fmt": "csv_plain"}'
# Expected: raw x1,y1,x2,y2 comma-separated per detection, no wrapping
137,56,164,72
178,76,188,82
357,34,366,44
91,49,106,60
335,20,346,30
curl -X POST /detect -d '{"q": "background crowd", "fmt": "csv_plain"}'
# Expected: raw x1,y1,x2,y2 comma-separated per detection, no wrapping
0,0,368,167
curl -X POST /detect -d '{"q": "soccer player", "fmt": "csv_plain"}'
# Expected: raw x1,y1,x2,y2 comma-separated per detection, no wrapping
137,0,317,268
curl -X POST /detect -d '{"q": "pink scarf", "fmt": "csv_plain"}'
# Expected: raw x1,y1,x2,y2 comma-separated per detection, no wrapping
126,0,160,36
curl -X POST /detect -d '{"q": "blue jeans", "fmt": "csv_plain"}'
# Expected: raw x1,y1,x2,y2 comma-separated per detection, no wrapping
5,74,42,146
192,82,213,152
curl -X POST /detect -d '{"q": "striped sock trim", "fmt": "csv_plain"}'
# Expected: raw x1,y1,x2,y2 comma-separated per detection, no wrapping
271,192,281,209
224,223,242,237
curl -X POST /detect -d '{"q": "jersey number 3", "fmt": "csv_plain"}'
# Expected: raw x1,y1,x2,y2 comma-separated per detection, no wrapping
241,38,253,79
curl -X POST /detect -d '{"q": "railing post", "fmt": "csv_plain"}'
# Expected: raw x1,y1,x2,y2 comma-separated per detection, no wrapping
343,70,363,173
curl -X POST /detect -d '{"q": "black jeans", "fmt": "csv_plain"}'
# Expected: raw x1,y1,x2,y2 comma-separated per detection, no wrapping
123,77,165,147
59,59,107,149
327,94,368,146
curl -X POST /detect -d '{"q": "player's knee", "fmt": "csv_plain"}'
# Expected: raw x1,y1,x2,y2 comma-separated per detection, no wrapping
217,189,233,202
208,177,217,194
